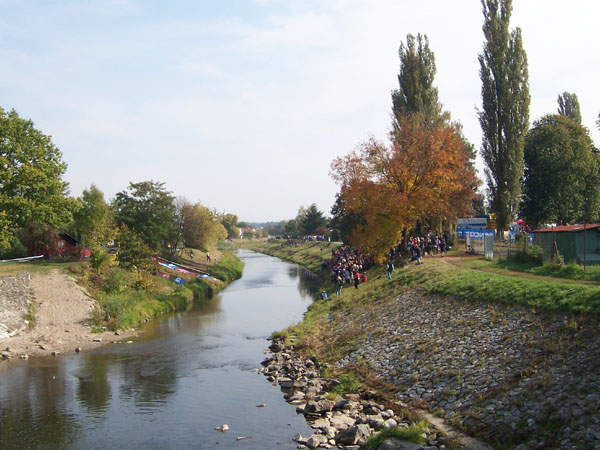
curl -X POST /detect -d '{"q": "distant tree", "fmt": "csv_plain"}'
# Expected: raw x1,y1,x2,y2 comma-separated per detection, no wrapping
391,33,447,125
597,112,600,131
520,114,600,228
221,213,240,239
0,108,75,249
242,228,255,239
297,204,327,236
73,184,116,248
478,0,530,236
472,192,487,216
112,180,176,253
182,203,227,250
330,193,365,244
283,219,299,238
557,92,582,124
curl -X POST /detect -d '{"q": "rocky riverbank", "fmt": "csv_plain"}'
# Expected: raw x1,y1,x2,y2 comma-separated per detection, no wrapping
261,338,492,450
330,290,600,449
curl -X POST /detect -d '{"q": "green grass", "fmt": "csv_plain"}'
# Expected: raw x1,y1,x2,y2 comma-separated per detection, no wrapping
236,239,340,275
0,260,86,276
331,375,362,395
496,258,600,282
72,250,243,331
204,251,244,281
364,422,430,449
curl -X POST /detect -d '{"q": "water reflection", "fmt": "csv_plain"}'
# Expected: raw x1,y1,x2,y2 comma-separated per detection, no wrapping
75,354,111,414
0,250,318,449
288,265,322,298
118,354,178,407
0,363,80,450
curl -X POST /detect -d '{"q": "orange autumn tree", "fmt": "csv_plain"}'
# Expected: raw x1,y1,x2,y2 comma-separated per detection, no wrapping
330,114,480,260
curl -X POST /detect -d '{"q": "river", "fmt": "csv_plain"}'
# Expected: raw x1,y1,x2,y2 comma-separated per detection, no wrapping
0,250,322,449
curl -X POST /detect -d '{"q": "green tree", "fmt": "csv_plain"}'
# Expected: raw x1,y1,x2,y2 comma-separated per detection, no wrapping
391,33,447,125
182,203,227,250
112,181,176,253
0,108,74,247
297,204,327,236
220,213,240,239
115,225,153,270
330,193,365,244
478,0,530,236
557,92,582,124
520,114,600,228
0,211,11,252
73,184,116,248
283,219,299,238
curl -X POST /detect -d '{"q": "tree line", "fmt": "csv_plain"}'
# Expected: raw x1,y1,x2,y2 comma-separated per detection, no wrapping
0,108,240,266
328,0,600,260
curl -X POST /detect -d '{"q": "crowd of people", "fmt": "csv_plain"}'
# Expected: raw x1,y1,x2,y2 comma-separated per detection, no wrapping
323,246,374,296
387,231,452,265
312,231,452,300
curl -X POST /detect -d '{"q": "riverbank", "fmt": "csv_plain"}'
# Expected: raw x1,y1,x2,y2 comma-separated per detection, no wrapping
236,240,600,449
0,249,243,361
1,269,138,359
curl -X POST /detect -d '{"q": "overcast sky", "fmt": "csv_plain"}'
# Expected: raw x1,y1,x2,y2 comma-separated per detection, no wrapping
2,0,599,222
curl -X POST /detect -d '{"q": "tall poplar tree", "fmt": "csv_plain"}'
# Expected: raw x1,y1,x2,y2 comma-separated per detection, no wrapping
557,92,582,124
391,33,448,125
478,0,530,235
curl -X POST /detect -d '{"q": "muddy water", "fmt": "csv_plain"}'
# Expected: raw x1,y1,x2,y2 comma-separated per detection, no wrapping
0,250,322,449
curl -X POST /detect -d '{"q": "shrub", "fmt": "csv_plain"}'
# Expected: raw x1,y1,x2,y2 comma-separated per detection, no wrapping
0,235,29,259
90,247,113,270
103,267,129,294
115,225,153,270
331,375,361,395
364,422,430,449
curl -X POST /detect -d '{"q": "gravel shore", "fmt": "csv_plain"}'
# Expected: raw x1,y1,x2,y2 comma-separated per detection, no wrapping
1,270,137,360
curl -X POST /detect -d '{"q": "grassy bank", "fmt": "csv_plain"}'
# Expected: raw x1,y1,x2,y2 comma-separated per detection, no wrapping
1,249,244,332
238,240,600,316
234,239,600,362
234,239,338,275
83,249,243,331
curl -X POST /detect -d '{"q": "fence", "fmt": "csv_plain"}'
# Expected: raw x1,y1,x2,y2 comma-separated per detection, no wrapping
459,228,534,260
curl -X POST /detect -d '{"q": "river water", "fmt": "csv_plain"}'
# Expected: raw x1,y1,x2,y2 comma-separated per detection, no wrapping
0,250,322,449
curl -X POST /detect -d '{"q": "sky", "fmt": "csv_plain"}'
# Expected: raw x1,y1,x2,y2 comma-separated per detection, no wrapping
2,0,599,223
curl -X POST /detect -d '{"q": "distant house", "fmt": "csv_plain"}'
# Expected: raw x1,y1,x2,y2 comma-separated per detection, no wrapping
30,232,89,260
240,227,255,238
533,224,600,265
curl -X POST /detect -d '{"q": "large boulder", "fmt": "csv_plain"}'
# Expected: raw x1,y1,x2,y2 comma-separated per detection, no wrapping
306,433,328,449
304,399,335,416
334,426,365,445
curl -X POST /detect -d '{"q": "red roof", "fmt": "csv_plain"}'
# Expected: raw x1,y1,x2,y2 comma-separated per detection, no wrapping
534,224,600,233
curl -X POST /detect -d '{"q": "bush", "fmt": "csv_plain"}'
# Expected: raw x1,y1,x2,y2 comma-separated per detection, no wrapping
90,247,113,270
0,235,29,260
364,422,430,449
509,244,543,264
115,225,153,270
103,267,129,294
331,375,361,395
